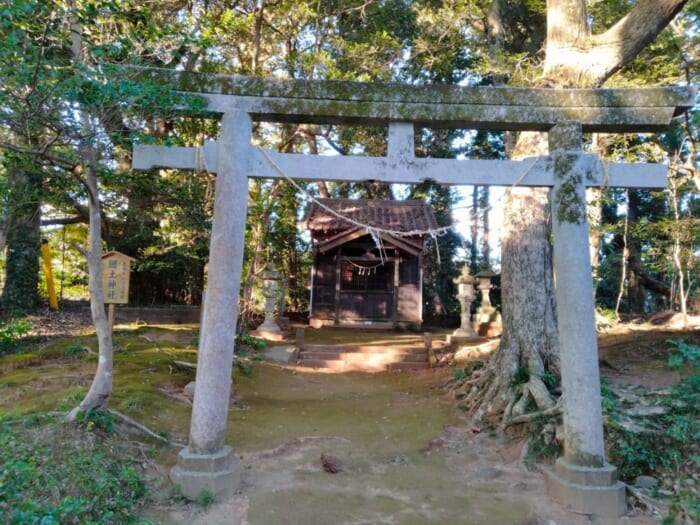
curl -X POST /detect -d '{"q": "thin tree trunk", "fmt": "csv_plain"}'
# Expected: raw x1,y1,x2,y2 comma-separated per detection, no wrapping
471,186,479,269
67,5,114,417
614,199,629,320
480,187,490,267
668,176,689,328
252,0,265,75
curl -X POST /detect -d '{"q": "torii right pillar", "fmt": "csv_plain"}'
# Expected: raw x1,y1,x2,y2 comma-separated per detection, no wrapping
547,122,625,517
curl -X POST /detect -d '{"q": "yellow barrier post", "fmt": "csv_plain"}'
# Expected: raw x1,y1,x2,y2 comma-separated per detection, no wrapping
41,240,58,310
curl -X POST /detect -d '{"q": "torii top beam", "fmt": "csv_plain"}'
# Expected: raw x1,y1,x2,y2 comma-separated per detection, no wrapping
134,67,696,132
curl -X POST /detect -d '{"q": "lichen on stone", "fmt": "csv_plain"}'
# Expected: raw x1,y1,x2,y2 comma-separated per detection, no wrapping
553,152,586,225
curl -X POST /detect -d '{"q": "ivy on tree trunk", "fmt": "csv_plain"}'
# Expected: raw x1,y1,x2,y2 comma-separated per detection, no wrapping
1,163,41,316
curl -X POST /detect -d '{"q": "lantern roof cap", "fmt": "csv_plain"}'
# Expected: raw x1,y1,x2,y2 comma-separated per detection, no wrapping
454,266,476,285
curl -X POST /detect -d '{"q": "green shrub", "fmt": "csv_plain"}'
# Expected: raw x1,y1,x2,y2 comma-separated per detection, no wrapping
0,413,148,524
666,339,700,370
604,372,700,523
0,320,31,356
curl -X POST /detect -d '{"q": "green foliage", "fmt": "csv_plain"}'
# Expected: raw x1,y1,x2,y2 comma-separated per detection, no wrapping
541,370,557,389
0,319,31,356
666,339,700,370
236,362,253,377
64,344,87,358
0,413,147,524
236,334,267,352
75,409,115,434
510,366,530,391
524,414,563,463
600,378,618,415
604,371,700,522
453,361,484,382
197,490,215,509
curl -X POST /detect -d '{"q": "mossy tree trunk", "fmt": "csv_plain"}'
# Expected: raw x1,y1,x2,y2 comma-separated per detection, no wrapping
0,160,41,316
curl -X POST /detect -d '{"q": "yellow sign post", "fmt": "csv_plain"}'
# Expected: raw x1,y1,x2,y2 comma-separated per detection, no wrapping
102,251,136,332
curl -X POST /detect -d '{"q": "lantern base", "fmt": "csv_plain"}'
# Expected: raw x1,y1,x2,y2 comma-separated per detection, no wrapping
251,320,283,341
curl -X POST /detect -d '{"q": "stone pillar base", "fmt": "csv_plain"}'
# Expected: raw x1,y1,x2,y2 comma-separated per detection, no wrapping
545,457,626,518
170,445,241,501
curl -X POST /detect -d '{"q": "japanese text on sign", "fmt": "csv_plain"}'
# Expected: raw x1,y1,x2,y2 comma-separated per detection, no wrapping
101,254,132,304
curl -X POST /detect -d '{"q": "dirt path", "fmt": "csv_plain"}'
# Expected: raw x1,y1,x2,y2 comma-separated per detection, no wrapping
147,364,659,525
7,314,693,524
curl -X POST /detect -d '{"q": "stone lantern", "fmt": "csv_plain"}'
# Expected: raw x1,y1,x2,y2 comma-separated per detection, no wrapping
475,269,496,309
453,266,478,338
252,267,283,340
474,269,502,337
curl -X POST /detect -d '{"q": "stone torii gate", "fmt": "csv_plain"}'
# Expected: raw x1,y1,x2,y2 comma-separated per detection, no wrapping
132,70,695,517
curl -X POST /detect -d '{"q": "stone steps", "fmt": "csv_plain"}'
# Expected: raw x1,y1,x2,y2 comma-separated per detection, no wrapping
296,344,430,372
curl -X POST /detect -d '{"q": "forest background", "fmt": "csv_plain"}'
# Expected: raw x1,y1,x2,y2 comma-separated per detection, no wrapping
0,0,699,328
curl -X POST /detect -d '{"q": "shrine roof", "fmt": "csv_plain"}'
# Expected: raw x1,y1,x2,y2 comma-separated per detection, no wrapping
301,199,438,234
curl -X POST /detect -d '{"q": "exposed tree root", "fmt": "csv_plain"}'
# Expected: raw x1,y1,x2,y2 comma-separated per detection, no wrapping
505,399,562,427
109,409,186,448
448,346,560,434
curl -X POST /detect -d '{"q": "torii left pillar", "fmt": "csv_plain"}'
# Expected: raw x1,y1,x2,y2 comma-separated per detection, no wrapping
170,111,250,499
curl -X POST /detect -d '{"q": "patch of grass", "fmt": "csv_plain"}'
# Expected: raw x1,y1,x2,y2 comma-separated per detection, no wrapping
64,344,87,358
0,352,43,371
119,396,145,413
61,389,87,409
0,412,148,524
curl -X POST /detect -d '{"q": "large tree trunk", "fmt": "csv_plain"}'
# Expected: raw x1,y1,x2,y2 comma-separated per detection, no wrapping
459,0,689,423
470,185,559,423
0,163,41,316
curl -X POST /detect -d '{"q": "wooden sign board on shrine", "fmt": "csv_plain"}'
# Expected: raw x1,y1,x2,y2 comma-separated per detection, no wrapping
129,66,697,517
102,251,135,305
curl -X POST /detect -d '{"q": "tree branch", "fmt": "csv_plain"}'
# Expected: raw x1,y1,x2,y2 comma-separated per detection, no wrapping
0,140,77,172
590,0,689,83
543,0,689,86
41,216,86,226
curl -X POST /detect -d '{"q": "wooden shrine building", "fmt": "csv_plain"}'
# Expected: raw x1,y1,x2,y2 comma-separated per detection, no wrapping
301,199,436,328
